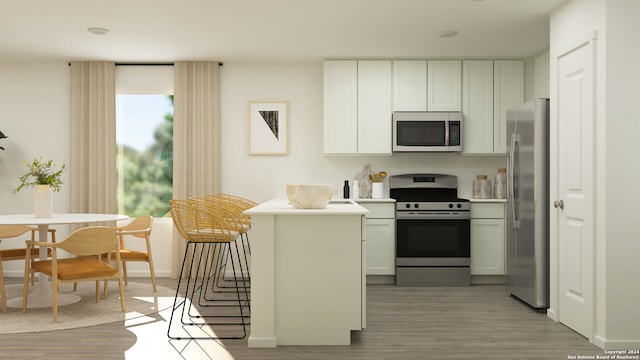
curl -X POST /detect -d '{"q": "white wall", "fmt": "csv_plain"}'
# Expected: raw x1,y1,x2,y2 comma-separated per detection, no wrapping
603,0,640,346
551,0,640,349
0,62,70,214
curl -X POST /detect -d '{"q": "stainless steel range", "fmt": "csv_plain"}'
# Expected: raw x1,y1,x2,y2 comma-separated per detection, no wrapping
390,174,471,286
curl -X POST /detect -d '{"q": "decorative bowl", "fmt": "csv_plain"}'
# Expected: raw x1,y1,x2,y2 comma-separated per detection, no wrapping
286,184,333,209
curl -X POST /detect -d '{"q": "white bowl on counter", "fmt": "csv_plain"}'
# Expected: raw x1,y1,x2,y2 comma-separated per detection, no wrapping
286,184,333,209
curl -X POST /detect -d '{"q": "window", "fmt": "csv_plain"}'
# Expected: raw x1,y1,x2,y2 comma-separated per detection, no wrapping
115,66,174,217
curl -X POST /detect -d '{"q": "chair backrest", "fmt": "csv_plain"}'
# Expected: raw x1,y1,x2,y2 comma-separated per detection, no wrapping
169,199,198,241
192,198,240,241
171,198,238,243
57,226,118,257
205,194,254,225
0,225,33,239
117,215,153,238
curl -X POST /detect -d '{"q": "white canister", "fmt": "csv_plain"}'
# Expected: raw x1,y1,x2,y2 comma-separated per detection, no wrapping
372,182,383,199
351,180,360,199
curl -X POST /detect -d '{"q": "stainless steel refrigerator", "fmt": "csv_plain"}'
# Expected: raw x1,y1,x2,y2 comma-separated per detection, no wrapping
506,98,549,310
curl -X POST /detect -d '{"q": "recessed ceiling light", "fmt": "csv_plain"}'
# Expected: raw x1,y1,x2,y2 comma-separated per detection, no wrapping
436,31,458,39
87,27,110,35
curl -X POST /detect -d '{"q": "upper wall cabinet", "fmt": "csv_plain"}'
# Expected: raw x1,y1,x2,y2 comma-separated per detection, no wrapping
357,60,392,154
534,51,550,99
324,60,392,155
493,60,524,154
462,60,524,155
462,60,494,154
392,60,461,112
393,60,427,111
428,60,462,111
324,60,358,154
325,58,522,156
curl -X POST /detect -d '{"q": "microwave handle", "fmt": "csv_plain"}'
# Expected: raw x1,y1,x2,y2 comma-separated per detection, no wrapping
445,122,450,146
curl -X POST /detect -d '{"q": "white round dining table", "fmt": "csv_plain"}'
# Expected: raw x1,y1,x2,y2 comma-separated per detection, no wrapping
0,213,129,309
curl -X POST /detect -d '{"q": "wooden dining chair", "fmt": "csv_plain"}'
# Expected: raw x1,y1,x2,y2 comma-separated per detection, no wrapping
22,226,125,322
0,225,56,313
108,215,156,291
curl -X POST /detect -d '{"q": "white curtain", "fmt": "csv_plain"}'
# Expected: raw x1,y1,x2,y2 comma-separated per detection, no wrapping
171,61,222,277
69,61,117,217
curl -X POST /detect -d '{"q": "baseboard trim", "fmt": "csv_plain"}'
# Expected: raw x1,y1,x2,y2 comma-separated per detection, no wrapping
471,275,507,285
248,335,277,348
366,275,395,285
593,335,640,351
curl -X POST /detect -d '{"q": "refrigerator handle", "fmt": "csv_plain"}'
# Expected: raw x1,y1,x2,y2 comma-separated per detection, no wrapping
508,133,519,229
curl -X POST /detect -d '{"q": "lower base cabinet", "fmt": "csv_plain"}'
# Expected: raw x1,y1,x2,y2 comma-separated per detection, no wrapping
358,202,395,281
470,202,506,276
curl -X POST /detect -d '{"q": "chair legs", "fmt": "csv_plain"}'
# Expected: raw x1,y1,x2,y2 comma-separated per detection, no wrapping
0,263,7,313
167,241,250,340
215,232,251,291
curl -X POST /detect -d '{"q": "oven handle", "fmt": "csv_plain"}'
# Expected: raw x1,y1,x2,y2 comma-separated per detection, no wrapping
396,212,470,220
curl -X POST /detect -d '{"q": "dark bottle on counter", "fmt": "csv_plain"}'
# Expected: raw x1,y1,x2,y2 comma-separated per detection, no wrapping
343,180,350,199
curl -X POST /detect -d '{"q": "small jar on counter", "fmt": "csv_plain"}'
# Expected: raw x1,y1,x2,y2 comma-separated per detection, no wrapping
493,168,507,199
473,175,491,199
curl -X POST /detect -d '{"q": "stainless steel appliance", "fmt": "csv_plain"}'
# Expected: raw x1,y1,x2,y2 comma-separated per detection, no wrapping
506,98,550,310
392,112,462,152
390,174,470,286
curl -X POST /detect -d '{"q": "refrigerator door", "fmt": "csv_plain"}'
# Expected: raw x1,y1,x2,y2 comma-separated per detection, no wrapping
506,99,549,309
506,107,519,298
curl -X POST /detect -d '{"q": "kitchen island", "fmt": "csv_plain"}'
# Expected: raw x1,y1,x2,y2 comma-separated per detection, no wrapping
244,198,369,347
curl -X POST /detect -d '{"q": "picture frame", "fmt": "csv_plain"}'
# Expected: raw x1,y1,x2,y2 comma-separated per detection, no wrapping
249,101,288,155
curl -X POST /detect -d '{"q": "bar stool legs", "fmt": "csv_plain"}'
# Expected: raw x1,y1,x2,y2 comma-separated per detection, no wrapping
167,241,250,340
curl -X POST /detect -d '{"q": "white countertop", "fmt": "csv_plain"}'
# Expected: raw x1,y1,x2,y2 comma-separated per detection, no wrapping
469,198,507,203
244,198,369,215
353,198,395,203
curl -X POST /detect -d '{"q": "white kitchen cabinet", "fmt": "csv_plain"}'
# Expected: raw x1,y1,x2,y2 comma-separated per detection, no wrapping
462,60,494,154
323,60,392,155
534,51,550,99
393,60,427,111
357,60,392,154
462,60,524,155
470,202,506,276
493,60,524,154
428,60,462,111
323,60,358,154
358,201,395,280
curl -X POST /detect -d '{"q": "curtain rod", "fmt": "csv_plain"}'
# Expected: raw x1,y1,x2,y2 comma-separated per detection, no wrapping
67,62,223,66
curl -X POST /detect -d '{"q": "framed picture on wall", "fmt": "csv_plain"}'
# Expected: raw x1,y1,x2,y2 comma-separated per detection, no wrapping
249,101,288,155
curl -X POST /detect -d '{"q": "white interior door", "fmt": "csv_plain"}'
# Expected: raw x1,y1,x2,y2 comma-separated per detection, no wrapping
555,35,595,339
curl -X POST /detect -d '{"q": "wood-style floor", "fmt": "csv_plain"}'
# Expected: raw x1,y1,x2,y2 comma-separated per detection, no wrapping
1,277,604,360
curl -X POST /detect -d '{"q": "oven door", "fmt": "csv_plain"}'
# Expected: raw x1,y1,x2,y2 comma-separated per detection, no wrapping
395,216,470,259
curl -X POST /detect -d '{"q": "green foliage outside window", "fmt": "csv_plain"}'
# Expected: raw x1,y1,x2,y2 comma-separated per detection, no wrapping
117,95,173,217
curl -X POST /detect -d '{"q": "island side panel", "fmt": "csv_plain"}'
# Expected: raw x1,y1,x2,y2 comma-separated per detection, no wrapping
247,214,277,348
274,213,363,346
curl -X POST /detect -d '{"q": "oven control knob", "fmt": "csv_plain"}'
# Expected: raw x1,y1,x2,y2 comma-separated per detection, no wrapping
405,203,411,209
414,203,419,209
457,203,462,209
449,203,454,208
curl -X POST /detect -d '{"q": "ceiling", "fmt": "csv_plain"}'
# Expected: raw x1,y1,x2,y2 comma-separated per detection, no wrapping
0,0,566,63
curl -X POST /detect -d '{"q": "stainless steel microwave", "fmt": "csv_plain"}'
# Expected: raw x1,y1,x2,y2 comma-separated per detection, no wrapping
392,111,462,152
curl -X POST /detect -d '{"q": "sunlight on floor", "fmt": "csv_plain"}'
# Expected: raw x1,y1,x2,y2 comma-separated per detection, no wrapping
123,297,236,360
